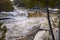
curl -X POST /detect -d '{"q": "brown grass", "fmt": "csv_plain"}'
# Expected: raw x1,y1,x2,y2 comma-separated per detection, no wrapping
28,12,59,17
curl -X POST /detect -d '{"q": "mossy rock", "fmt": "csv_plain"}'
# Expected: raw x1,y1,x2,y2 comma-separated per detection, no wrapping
0,22,7,40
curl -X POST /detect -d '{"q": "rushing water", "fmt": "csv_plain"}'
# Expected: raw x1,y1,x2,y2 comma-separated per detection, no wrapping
0,9,29,40
0,7,59,40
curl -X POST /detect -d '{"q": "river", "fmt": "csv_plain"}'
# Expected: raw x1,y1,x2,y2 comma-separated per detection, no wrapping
0,9,59,40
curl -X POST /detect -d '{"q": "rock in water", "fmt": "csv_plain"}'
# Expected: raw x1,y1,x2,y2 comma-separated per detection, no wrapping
34,28,59,40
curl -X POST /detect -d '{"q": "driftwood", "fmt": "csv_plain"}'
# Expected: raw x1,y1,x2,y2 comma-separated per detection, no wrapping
19,24,41,40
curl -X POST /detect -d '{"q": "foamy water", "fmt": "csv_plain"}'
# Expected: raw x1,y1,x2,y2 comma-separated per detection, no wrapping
0,11,59,40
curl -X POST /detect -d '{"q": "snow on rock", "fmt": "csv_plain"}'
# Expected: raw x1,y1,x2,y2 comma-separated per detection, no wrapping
34,31,49,40
34,28,59,40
